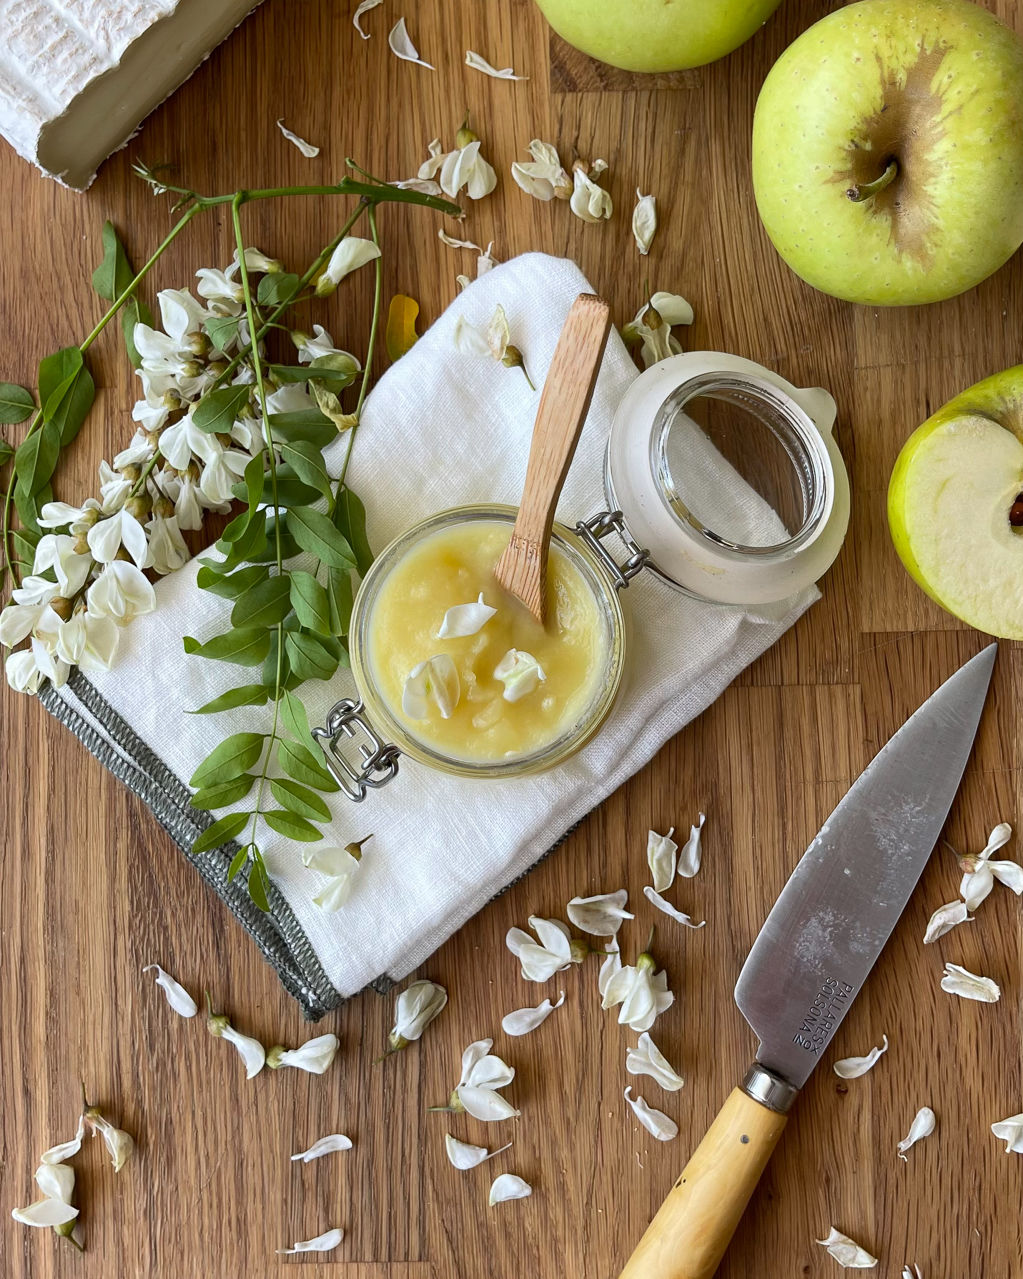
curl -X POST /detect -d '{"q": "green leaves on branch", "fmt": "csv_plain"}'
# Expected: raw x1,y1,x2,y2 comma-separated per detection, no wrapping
286,507,355,568
193,384,251,433
0,383,35,425
91,221,155,367
257,272,300,306
183,627,271,665
190,732,267,788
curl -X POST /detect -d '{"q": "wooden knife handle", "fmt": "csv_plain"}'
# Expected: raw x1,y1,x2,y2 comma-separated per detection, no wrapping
618,1086,788,1279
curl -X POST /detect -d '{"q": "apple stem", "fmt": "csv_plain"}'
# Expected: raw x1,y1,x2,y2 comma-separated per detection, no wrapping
846,159,899,203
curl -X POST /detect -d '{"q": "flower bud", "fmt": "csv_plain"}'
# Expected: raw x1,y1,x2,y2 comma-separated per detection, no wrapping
345,835,373,863
153,496,175,520
144,428,162,449
125,495,151,521
207,359,229,377
182,359,204,379
569,938,590,964
313,272,337,299
49,596,73,621
161,390,183,410
73,534,91,556
501,345,525,372
185,331,211,357
80,506,101,528
455,119,479,149
121,463,142,483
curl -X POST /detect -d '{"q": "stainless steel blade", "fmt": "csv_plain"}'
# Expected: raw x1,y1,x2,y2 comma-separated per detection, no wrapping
735,644,996,1091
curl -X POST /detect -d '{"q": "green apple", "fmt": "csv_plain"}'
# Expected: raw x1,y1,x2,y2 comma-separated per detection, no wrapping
533,0,781,73
752,0,1023,306
888,367,1023,637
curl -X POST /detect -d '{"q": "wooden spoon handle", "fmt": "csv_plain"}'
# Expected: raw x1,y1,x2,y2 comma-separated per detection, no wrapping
618,1087,787,1279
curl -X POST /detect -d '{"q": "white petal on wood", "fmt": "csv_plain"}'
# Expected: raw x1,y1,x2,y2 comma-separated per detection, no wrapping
832,1034,888,1080
816,1227,878,1268
142,963,197,1017
353,0,382,38
940,962,1000,1003
290,1134,353,1162
445,1134,512,1170
277,1227,344,1254
623,1086,678,1141
277,120,320,158
643,885,705,929
488,1173,532,1205
501,992,565,1037
388,18,434,69
465,50,528,80
897,1106,936,1160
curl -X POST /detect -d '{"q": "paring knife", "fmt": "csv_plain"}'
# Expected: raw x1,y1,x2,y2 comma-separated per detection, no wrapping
618,644,997,1279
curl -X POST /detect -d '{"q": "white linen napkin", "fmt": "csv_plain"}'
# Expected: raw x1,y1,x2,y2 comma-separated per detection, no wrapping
61,253,817,1001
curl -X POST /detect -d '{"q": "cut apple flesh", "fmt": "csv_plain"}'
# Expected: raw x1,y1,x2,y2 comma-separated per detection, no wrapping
892,415,1023,638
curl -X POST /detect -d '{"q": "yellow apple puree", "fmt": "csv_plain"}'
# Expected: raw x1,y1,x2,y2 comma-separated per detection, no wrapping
366,520,605,762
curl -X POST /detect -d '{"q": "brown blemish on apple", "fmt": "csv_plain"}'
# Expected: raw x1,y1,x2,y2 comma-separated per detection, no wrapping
835,41,956,266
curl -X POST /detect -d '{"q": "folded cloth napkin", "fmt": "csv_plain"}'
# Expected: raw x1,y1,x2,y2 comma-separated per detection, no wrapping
41,253,818,1017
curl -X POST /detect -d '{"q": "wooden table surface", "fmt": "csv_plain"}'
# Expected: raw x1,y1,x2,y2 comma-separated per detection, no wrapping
2,1,1022,1275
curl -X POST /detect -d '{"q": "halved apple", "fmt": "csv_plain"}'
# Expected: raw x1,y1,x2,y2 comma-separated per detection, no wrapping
888,367,1023,638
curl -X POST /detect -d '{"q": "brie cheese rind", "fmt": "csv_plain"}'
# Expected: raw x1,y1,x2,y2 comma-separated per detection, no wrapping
0,0,262,189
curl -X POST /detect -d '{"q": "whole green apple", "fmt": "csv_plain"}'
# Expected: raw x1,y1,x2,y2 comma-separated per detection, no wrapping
534,0,781,73
888,366,1023,637
752,0,1023,305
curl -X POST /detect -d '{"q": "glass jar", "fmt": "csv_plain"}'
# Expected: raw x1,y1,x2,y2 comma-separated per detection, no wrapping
313,352,850,801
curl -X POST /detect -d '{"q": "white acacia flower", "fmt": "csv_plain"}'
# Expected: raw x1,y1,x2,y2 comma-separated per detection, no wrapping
439,139,497,200
41,1117,85,1165
566,889,633,937
501,991,565,1037
114,432,154,470
34,1161,75,1205
5,649,43,693
445,1134,512,1170
9,574,60,607
86,562,157,624
626,1032,684,1092
98,459,134,510
33,532,92,596
195,265,243,314
598,940,621,999
11,1196,78,1229
37,497,102,534
833,1034,888,1080
164,471,204,530
87,506,149,568
570,164,612,223
293,324,346,365
291,1134,352,1162
940,962,1000,1003
159,414,221,470
0,600,52,648
624,293,695,369
647,828,677,892
451,1039,519,1121
86,1111,134,1172
602,951,674,1032
632,190,657,255
643,886,705,929
207,1005,266,1079
923,899,972,943
199,447,250,505
454,304,511,361
816,1228,878,1269
278,1227,344,1255
897,1106,935,1160
316,237,382,296
134,291,206,381
403,654,460,719
494,649,545,701
389,978,448,1050
677,813,706,878
437,593,496,638
959,822,1021,909
506,916,584,982
143,963,197,1017
303,841,368,912
267,1033,339,1075
489,1173,532,1205
991,1112,1023,1153
147,510,190,575
623,1086,678,1141
23,605,70,688
233,246,283,276
131,387,174,432
510,139,572,201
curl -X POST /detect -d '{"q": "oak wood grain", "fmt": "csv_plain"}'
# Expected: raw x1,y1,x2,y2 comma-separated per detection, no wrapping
1,1,1021,1277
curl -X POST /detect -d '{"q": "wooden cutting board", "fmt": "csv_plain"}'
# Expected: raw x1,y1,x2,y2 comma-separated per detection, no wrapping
1,1,1020,1275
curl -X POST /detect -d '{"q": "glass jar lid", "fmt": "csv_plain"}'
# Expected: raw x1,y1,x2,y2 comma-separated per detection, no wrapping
604,352,850,605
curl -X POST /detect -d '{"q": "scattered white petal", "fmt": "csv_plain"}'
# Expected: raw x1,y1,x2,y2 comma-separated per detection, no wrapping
466,50,528,80
403,654,460,719
940,962,1000,1003
632,190,657,255
991,1112,1023,1154
677,813,706,878
958,821,1016,910
501,992,565,1036
41,1116,85,1165
11,1198,79,1228
650,291,695,327
603,957,674,1033
817,1228,878,1268
897,1106,936,1160
291,1134,353,1163
278,1227,344,1254
222,1023,267,1078
489,1173,532,1205
34,1162,74,1204
439,229,482,251
90,1113,134,1171
567,890,633,936
643,886,705,929
352,0,382,38
392,177,443,195
445,1134,512,1170
901,1268,923,1279
510,139,571,201
494,649,545,701
598,940,621,999
388,18,434,69
477,242,497,276
437,593,496,638
143,963,197,1017
623,1086,678,1141
923,900,972,944
270,1033,339,1075
626,1032,684,1092
647,828,677,892
833,1034,889,1080
570,165,612,223
276,119,319,158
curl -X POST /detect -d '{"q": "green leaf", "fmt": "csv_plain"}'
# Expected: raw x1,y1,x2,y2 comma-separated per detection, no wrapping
289,570,331,634
268,410,337,450
0,438,13,466
278,439,333,500
189,732,267,788
286,507,356,569
183,627,272,666
247,526,298,563
326,568,354,637
192,811,251,855
13,482,43,534
189,685,269,714
216,509,268,566
261,626,289,691
92,221,132,300
270,778,331,822
262,809,322,841
11,529,39,564
206,314,240,351
231,574,292,628
248,857,271,911
257,271,300,306
333,485,373,577
227,844,250,881
285,630,343,681
269,360,357,389
0,383,35,425
190,774,258,809
279,689,311,742
277,737,340,792
192,384,252,433
243,451,265,512
238,474,321,509
196,564,267,600
38,347,94,446
14,421,60,498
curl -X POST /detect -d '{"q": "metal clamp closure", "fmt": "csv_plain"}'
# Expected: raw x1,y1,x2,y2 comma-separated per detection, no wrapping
574,510,649,592
311,699,400,802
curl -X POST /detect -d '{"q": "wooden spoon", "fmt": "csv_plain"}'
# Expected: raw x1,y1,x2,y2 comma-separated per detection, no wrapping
494,292,612,625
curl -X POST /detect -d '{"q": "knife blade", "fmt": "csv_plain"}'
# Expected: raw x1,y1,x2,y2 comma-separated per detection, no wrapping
618,644,996,1279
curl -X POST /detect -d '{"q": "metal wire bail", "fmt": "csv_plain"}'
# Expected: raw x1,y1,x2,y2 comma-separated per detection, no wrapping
574,510,650,592
311,698,401,802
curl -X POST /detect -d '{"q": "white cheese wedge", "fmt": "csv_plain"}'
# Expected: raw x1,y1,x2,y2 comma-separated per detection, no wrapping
0,0,263,189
